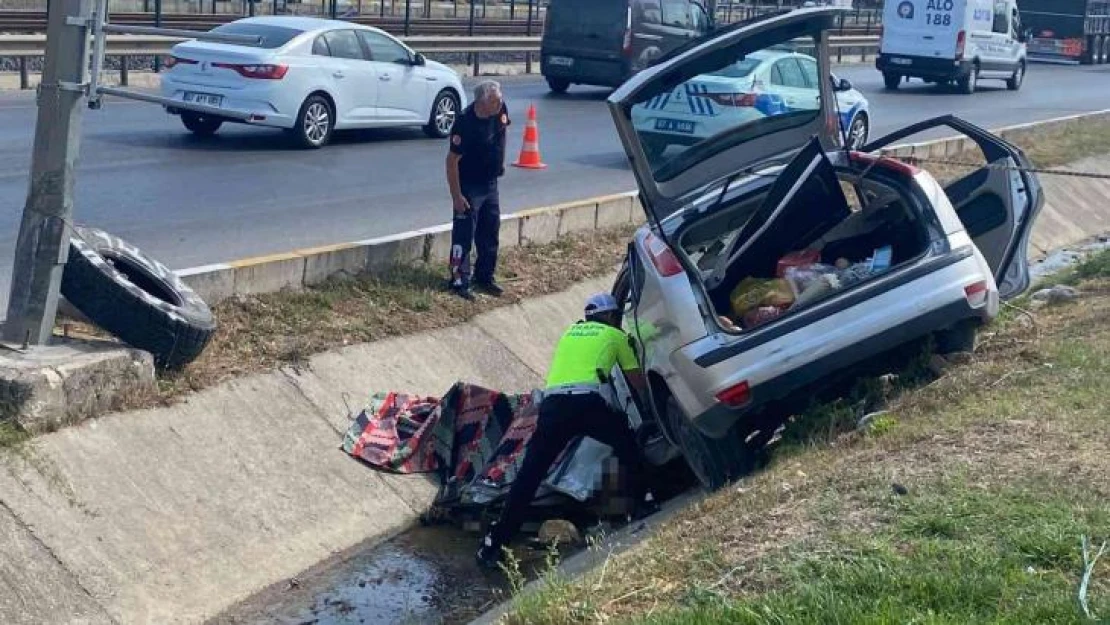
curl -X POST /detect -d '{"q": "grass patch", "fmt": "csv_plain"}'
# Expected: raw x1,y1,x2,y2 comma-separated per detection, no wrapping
0,420,30,449
1054,248,1110,287
497,275,1110,625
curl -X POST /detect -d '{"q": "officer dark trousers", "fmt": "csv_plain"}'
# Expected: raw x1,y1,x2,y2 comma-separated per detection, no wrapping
487,392,647,550
450,179,500,288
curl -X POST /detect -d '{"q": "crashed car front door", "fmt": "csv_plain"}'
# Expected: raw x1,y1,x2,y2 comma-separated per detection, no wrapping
861,115,1045,300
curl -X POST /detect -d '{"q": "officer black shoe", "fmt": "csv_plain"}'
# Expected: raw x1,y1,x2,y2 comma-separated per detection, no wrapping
473,280,504,297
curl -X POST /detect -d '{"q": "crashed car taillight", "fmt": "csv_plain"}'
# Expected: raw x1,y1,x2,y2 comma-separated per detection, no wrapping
645,232,683,277
964,280,990,308
715,380,751,408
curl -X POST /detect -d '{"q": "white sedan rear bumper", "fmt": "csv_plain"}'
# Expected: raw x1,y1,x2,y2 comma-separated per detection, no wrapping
160,74,298,130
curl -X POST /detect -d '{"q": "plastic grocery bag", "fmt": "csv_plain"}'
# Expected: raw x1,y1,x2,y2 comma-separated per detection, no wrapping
776,249,821,278
784,264,839,296
730,277,795,318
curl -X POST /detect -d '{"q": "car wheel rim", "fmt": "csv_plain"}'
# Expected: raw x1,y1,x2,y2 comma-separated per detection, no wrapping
435,97,456,135
849,118,867,150
304,102,330,144
1015,66,1024,85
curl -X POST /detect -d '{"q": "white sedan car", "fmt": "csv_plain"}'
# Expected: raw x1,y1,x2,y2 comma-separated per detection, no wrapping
160,16,467,148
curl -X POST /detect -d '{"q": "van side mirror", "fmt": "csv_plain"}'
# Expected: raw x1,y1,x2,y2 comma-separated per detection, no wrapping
412,52,426,66
833,77,852,92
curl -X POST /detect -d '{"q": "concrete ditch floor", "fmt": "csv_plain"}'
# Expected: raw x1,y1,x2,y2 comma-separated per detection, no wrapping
0,276,610,625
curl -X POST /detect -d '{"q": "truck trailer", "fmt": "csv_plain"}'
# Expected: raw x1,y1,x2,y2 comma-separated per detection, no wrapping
1019,0,1110,64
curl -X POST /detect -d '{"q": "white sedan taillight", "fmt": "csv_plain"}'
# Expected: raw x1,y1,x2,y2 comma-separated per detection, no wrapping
213,63,289,80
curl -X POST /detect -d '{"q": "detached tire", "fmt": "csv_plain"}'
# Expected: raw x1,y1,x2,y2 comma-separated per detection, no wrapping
61,227,216,370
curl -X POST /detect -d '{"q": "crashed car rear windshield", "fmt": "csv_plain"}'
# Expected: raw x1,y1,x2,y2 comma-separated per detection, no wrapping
209,23,304,48
629,36,824,181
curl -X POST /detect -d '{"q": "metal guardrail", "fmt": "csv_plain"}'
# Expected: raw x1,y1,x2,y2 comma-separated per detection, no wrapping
0,33,879,55
0,33,881,89
0,8,883,36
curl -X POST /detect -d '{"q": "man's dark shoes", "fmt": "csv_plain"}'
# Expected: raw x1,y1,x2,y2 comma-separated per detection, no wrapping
473,280,504,297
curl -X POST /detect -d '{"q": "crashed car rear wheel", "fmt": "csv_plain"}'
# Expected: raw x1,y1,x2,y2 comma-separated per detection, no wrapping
665,395,749,491
61,227,217,370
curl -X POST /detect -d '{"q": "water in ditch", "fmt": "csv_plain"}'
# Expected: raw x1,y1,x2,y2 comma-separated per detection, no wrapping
210,461,698,625
209,524,513,625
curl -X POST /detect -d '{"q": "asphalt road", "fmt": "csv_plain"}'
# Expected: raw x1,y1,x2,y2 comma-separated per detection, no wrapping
2,62,1110,310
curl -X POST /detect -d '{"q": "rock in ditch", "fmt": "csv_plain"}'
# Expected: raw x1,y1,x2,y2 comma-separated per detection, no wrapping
538,519,583,547
1031,285,1079,305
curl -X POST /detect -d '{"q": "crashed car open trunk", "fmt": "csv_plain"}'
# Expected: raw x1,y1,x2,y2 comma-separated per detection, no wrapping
678,139,934,333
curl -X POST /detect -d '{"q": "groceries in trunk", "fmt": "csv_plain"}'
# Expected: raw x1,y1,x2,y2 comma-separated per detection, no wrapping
680,140,931,333
728,244,895,329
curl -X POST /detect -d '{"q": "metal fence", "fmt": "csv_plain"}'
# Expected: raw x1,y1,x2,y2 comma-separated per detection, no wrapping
0,2,883,36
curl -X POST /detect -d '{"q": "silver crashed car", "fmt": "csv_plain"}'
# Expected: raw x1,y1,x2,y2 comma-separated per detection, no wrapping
609,8,1043,489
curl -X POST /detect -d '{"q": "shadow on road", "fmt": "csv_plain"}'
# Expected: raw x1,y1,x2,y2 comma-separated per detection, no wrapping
91,125,445,153
566,151,633,170
542,88,614,103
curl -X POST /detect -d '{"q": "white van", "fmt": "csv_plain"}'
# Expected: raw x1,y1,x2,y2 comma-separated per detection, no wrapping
876,0,1027,94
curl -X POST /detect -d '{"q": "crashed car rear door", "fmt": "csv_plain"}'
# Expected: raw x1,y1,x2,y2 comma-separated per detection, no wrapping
861,116,1045,300
607,7,845,228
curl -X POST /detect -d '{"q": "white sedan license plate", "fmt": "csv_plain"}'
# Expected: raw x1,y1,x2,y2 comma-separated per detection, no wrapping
183,92,223,107
890,57,912,66
655,118,695,134
548,56,574,67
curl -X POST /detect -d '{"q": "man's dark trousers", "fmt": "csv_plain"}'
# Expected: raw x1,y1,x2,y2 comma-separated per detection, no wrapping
487,392,647,549
450,179,500,288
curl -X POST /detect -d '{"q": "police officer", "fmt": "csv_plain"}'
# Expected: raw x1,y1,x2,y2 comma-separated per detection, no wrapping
477,293,659,569
446,80,510,300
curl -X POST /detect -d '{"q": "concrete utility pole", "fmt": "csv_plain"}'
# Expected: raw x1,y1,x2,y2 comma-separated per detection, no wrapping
2,0,92,346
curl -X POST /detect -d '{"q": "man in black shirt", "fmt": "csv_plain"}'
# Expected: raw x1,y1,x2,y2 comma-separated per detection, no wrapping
446,80,510,300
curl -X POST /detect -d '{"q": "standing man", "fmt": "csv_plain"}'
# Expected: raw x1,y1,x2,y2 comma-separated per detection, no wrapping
477,293,659,569
446,80,510,300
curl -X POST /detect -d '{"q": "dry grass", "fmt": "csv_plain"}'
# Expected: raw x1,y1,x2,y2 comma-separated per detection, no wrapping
499,252,1110,624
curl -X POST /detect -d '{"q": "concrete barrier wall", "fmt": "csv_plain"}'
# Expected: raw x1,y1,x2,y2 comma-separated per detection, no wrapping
178,191,639,306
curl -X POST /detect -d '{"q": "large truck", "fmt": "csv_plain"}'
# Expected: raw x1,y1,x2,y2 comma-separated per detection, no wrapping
1018,0,1110,64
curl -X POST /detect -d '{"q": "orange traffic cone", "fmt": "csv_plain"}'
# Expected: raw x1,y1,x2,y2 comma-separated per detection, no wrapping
512,103,547,170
